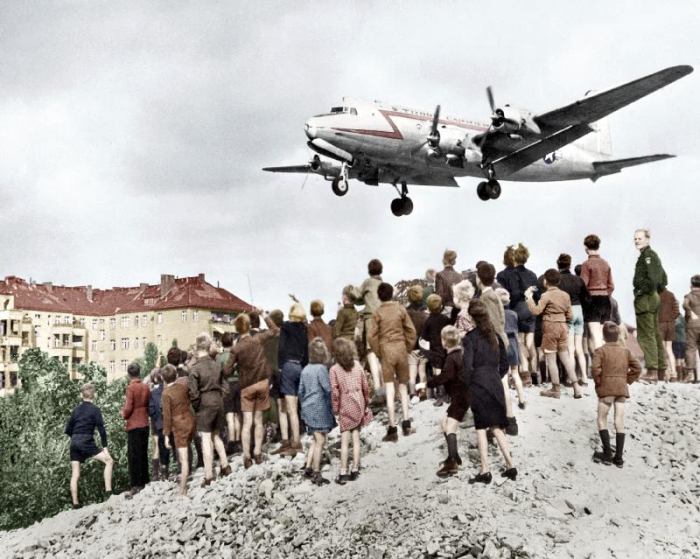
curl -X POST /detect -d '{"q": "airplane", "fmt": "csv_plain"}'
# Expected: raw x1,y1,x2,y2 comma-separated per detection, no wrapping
264,65,693,216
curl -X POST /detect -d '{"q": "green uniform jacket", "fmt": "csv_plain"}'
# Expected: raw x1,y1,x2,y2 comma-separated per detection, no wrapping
633,246,667,314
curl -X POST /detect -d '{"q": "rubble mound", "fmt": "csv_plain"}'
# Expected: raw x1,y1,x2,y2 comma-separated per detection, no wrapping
1,383,699,558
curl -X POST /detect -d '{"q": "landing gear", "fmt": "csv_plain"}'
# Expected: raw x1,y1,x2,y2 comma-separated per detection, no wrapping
476,179,501,201
390,181,413,216
331,176,349,196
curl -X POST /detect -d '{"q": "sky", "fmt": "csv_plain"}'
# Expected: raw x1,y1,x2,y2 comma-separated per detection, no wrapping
0,1,698,324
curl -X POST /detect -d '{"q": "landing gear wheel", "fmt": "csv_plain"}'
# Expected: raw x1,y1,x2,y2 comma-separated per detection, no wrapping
331,177,349,197
477,181,490,201
391,198,403,216
401,197,414,215
487,179,501,199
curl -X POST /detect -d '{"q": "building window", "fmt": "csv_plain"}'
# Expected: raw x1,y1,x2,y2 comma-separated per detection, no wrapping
64,315,71,325
142,314,147,327
181,310,187,322
91,340,97,351
110,339,116,351
35,313,41,320
99,330,105,341
54,316,61,325
91,318,97,330
133,338,139,350
121,338,129,350
79,317,86,327
193,310,199,322
120,360,128,372
142,337,147,348
109,361,115,375
134,315,139,328
99,318,105,328
120,316,130,328
157,313,163,324
99,351,104,362
110,318,116,329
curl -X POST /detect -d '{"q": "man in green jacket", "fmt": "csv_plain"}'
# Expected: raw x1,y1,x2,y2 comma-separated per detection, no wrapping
633,229,668,381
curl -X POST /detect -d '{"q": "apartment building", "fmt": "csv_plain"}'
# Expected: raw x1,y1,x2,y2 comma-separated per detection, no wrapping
0,273,252,391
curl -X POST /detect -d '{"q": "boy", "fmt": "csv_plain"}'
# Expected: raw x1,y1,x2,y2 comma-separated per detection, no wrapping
368,282,417,441
591,322,642,467
525,269,583,399
65,383,114,508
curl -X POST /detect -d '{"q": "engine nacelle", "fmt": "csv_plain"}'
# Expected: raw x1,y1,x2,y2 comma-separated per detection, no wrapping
494,105,541,136
309,155,342,177
437,125,468,157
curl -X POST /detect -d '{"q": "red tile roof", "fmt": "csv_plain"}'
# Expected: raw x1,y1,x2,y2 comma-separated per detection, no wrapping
0,275,253,316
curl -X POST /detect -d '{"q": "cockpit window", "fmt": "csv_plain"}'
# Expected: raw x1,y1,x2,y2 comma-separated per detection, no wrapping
317,106,358,117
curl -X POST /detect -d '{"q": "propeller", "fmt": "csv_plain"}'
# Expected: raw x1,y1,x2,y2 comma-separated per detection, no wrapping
427,104,441,148
486,86,506,128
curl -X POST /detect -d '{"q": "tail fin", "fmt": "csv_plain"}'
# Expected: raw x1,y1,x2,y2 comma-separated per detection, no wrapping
576,90,613,155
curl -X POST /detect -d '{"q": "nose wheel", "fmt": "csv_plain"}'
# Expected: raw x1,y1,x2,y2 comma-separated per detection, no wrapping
476,179,501,201
390,181,413,216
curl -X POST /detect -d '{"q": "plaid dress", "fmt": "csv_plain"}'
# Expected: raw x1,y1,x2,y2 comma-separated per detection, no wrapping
299,364,336,433
330,361,372,432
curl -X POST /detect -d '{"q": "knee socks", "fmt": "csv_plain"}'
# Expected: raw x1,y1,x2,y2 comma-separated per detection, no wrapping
598,429,611,455
446,433,459,461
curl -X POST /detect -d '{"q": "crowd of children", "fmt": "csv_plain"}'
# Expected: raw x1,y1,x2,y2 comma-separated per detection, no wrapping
64,239,698,507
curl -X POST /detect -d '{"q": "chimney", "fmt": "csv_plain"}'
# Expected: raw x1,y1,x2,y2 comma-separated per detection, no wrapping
160,274,175,298
86,285,93,302
139,283,148,292
198,273,205,283
43,281,53,293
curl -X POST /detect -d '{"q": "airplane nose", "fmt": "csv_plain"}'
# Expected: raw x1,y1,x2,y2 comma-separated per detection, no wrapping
305,121,316,140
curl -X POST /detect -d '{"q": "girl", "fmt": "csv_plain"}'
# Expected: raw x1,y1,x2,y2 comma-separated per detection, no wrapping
299,337,336,485
463,300,517,484
330,337,372,485
427,326,467,477
148,368,170,480
496,288,526,407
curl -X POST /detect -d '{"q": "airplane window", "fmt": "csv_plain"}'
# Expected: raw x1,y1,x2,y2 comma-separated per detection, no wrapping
330,106,345,114
350,108,357,115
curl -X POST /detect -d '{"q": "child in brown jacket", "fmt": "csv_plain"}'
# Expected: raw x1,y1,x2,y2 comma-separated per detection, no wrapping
591,322,642,468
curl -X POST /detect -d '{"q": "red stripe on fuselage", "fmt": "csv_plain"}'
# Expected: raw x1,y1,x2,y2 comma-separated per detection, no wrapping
332,109,488,140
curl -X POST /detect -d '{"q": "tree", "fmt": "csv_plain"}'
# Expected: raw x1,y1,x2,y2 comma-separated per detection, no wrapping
143,342,159,376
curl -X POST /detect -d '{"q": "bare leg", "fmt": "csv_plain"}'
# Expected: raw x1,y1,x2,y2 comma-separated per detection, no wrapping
557,349,582,396
545,353,561,385
253,411,264,456
199,431,214,480
151,435,160,460
408,352,418,395
226,412,235,445
233,413,241,441
574,334,587,382
502,376,513,417
597,400,612,430
588,322,603,350
444,417,459,435
93,449,113,492
517,333,528,373
277,399,289,441
305,438,315,469
525,333,537,373
398,383,410,422
212,434,228,470
476,429,489,474
352,429,361,471
177,447,189,495
613,401,625,433
340,431,350,474
492,427,514,469
285,395,300,445
367,352,382,391
242,412,253,460
664,341,676,378
509,366,525,404
70,461,80,505
385,381,396,427
312,432,326,472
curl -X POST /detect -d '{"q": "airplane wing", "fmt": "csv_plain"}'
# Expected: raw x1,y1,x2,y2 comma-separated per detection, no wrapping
592,154,675,178
491,65,692,178
262,164,313,173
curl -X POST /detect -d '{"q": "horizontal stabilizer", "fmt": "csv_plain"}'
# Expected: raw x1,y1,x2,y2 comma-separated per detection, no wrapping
592,154,674,178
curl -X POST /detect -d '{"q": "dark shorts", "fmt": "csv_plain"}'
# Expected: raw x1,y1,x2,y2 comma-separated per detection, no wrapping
587,296,611,324
672,341,686,359
446,394,469,422
223,381,241,414
506,335,520,367
658,321,675,342
280,361,302,396
70,435,101,463
269,370,282,400
195,393,226,433
513,301,535,334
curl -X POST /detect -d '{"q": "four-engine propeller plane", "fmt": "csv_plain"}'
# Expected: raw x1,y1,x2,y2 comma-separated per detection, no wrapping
264,65,693,216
